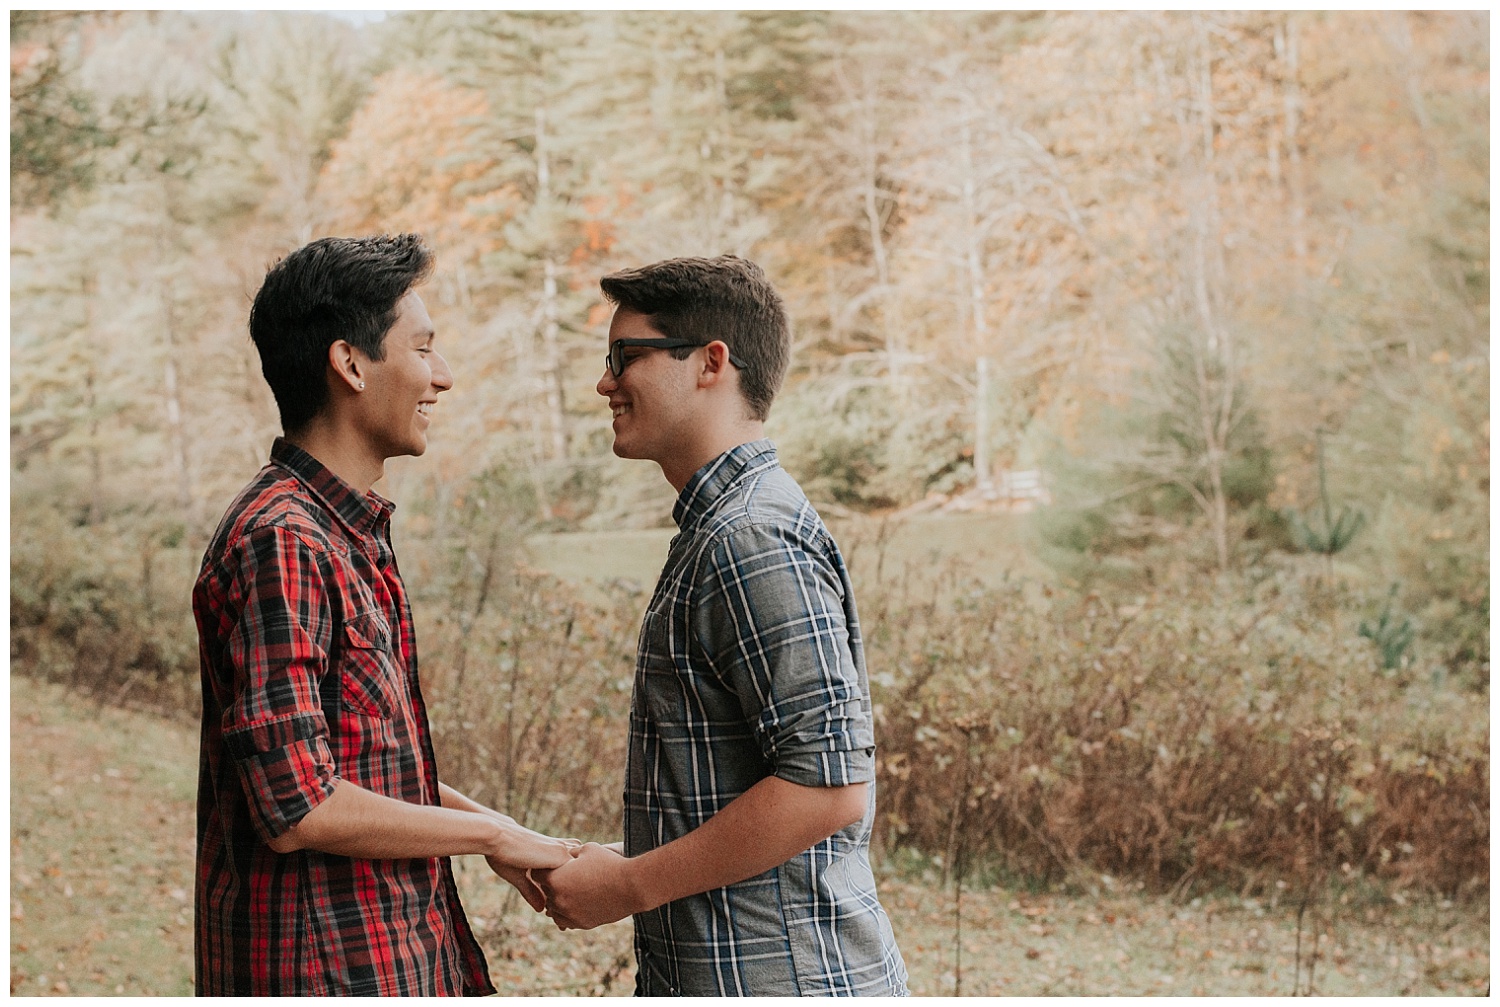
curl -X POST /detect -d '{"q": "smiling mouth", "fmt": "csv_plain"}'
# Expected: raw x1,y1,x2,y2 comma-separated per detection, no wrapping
417,403,434,417
611,403,630,419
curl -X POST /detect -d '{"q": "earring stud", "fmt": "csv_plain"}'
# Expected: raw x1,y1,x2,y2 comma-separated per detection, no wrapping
358,381,366,390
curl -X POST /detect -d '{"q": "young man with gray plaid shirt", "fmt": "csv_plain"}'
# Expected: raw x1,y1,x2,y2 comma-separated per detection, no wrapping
534,256,908,996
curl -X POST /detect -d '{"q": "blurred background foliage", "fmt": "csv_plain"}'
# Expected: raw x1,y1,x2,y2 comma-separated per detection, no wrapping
10,11,1487,898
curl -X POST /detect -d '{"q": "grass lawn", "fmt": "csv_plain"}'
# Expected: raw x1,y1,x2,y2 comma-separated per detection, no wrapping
523,511,1044,601
11,679,198,995
10,676,1488,996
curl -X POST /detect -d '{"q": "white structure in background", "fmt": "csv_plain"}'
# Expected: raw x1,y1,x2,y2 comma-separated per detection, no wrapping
995,469,1049,509
932,468,1051,514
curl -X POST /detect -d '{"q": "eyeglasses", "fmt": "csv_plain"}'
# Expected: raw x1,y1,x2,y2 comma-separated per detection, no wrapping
605,338,749,378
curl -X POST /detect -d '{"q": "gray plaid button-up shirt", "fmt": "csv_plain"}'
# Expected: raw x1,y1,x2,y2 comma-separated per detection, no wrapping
624,439,908,996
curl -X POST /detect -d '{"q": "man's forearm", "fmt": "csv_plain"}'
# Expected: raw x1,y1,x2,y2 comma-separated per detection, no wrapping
267,779,507,858
627,776,868,911
438,782,500,818
268,779,571,869
536,777,869,930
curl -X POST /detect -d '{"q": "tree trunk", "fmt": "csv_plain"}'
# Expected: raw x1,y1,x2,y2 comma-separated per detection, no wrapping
540,256,568,461
526,408,555,521
161,295,195,521
81,272,104,524
1383,13,1430,133
535,104,568,462
863,152,898,388
1191,14,1231,571
960,114,994,492
242,325,267,468
1276,15,1309,262
713,47,738,250
975,356,992,492
851,63,900,392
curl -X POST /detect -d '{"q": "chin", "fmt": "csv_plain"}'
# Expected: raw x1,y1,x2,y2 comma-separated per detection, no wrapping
612,438,647,461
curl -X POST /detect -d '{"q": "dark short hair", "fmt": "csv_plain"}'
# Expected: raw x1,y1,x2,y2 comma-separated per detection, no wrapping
248,233,434,433
599,255,789,421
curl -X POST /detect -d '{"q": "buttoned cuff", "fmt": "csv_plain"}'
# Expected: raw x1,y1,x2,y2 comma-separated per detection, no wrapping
225,712,337,843
774,744,875,788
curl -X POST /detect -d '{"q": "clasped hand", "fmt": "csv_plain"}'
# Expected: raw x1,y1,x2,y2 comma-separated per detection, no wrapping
482,818,636,931
531,842,638,931
483,815,583,912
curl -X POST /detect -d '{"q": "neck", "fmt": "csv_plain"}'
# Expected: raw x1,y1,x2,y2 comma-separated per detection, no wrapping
285,418,385,495
661,420,765,493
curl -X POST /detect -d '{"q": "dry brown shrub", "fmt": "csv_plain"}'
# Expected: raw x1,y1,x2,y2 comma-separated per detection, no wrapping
10,510,1486,898
419,568,640,841
1363,759,1489,896
859,558,1487,898
10,511,200,716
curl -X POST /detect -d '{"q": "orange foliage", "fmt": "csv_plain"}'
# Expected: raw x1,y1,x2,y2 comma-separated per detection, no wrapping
570,195,616,265
11,40,45,76
318,69,498,261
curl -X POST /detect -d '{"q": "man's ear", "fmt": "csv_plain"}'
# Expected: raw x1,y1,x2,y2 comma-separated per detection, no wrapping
697,340,734,388
328,340,367,393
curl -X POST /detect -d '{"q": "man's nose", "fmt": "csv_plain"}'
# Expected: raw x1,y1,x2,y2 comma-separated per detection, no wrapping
596,365,617,398
432,351,455,392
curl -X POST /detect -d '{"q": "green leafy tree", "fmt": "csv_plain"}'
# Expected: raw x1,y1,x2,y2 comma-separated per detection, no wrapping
10,12,113,207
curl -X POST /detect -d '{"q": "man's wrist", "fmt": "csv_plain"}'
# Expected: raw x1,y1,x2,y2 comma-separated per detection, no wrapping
623,850,661,914
482,816,512,860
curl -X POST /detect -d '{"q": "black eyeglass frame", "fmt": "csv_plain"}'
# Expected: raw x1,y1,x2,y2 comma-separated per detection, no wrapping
605,338,749,378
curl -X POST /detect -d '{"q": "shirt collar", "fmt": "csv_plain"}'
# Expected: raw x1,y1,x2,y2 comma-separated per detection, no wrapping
269,437,393,538
672,438,778,531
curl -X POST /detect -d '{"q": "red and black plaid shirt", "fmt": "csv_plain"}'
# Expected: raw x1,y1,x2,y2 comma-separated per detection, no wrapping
192,438,493,996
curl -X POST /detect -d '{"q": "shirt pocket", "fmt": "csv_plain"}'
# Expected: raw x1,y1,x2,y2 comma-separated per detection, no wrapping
340,611,402,720
634,610,686,724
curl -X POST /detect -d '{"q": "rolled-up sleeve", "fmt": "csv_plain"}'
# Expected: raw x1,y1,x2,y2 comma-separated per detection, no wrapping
221,525,338,843
693,524,875,788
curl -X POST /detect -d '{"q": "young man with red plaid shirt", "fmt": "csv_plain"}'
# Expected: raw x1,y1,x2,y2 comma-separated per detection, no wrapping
192,234,577,995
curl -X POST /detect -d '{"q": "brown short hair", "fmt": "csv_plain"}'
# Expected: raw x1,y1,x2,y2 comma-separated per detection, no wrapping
249,233,434,433
600,255,789,421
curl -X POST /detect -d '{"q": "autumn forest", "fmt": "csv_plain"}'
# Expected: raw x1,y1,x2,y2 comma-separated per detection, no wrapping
9,11,1489,981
